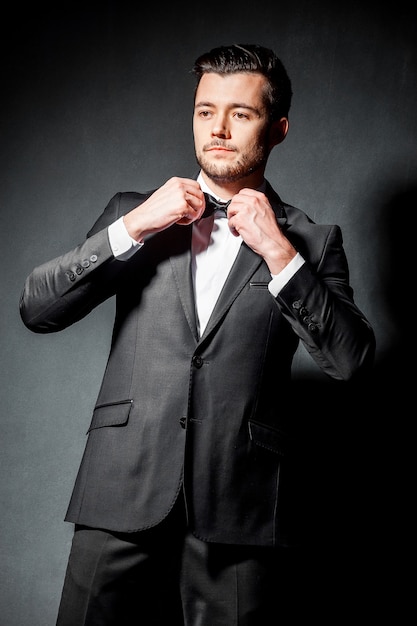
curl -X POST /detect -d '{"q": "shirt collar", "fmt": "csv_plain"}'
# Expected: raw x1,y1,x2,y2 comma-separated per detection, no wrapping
197,172,266,202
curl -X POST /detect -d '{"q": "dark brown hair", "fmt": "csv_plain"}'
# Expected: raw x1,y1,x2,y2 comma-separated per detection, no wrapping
192,43,293,121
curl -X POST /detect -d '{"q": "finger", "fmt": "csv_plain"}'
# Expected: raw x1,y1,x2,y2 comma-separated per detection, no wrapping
229,225,240,237
236,187,264,199
185,188,205,219
177,197,205,225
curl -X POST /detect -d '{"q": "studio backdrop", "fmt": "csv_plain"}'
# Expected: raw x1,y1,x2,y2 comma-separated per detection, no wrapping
1,2,414,624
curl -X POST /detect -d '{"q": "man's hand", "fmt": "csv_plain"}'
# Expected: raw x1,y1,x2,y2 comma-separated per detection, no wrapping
123,177,205,242
227,188,297,274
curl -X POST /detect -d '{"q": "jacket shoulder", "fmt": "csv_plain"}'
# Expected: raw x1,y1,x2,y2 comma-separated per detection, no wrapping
87,190,156,237
278,201,344,270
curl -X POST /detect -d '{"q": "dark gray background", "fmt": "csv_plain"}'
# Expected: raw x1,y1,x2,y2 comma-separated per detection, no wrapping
1,1,414,624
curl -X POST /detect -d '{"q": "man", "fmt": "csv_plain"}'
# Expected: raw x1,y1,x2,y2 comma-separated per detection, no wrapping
20,44,375,625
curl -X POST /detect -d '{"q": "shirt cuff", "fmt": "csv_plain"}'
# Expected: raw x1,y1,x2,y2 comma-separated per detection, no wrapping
268,253,305,296
108,216,143,261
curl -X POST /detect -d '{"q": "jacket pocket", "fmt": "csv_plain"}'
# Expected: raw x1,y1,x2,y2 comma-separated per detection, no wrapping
87,399,133,433
248,420,295,456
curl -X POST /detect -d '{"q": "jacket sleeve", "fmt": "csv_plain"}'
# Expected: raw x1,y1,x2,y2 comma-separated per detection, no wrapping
275,224,375,381
19,193,134,333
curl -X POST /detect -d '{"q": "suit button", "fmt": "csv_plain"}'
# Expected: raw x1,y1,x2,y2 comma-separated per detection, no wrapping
192,355,203,368
308,323,318,333
179,417,186,429
292,300,301,310
90,254,98,263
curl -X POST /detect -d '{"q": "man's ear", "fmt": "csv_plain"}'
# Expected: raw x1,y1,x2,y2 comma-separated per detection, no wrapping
268,117,289,149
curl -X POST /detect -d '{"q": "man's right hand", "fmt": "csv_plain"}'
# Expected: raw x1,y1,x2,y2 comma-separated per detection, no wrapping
123,177,206,242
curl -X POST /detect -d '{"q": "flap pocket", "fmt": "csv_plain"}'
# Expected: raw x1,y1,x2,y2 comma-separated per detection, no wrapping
87,399,133,433
248,420,294,456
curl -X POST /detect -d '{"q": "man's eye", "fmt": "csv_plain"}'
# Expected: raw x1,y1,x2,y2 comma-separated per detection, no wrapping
234,112,249,120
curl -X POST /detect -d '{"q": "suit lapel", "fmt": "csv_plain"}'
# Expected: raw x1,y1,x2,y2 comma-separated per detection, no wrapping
200,183,288,340
169,181,289,343
200,242,263,340
265,180,288,228
169,226,199,342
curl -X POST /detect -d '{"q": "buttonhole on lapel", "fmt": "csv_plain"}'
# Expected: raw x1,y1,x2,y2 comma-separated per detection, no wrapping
249,282,269,289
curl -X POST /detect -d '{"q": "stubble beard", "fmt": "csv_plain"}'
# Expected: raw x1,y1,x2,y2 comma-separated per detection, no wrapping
195,144,268,184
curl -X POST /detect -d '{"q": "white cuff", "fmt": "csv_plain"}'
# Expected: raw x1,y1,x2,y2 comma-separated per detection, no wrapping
268,253,305,296
108,216,143,261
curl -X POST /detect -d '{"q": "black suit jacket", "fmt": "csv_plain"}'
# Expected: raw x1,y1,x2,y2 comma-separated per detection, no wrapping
20,180,375,547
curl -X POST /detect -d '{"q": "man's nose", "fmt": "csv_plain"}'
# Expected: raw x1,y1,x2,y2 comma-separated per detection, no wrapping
211,115,230,138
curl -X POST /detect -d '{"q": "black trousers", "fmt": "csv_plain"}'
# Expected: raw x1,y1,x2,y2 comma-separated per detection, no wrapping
56,499,309,626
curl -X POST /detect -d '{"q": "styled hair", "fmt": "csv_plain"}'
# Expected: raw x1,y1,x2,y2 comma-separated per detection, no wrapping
192,43,293,121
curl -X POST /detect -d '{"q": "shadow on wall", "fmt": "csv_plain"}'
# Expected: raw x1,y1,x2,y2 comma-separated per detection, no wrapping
374,184,413,391
287,185,411,618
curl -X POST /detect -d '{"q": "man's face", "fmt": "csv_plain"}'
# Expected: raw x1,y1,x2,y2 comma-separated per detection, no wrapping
193,72,272,184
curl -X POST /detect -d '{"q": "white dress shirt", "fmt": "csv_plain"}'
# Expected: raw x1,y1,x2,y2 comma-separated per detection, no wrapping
107,175,304,336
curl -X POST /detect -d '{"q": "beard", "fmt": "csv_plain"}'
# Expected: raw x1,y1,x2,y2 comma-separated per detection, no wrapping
195,140,269,183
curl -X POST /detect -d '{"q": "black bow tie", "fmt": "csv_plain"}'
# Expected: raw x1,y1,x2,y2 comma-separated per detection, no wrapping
202,193,231,218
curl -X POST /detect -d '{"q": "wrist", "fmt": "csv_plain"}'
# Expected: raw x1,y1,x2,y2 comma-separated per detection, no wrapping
123,214,145,243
